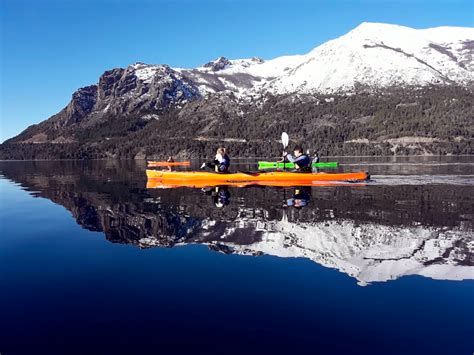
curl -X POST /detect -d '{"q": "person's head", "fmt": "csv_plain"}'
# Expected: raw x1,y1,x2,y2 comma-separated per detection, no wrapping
216,147,225,155
293,145,304,157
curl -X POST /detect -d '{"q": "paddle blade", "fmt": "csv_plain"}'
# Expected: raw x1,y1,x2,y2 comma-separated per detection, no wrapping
281,132,289,149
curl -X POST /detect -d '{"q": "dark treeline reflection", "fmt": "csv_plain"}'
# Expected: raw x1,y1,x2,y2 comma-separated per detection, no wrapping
1,159,473,284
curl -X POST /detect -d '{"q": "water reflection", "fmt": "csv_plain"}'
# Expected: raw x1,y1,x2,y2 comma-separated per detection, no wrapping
1,159,473,285
202,186,231,208
285,187,311,208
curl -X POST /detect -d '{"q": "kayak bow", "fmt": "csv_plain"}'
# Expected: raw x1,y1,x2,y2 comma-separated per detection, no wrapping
258,161,338,169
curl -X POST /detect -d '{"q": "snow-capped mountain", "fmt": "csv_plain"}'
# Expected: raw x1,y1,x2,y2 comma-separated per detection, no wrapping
117,22,474,98
4,22,474,157
261,22,474,93
175,22,474,95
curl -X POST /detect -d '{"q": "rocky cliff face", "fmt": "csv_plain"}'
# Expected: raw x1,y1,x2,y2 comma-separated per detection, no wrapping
53,64,202,129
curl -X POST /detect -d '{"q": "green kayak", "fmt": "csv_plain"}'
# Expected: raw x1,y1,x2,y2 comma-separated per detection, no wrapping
258,161,338,169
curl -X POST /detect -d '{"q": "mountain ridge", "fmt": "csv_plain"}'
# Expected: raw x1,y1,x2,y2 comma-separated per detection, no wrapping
2,22,473,159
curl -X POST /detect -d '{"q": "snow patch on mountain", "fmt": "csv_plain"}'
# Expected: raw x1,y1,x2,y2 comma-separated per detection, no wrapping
132,63,162,83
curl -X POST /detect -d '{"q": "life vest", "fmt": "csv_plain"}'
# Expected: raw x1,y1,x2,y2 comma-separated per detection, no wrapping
214,154,230,172
295,154,311,172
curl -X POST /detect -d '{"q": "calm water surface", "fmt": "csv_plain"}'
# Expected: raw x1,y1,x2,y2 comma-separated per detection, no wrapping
0,157,473,355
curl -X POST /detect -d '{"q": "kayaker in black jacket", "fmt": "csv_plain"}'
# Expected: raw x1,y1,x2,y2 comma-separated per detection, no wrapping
283,145,312,172
200,147,230,173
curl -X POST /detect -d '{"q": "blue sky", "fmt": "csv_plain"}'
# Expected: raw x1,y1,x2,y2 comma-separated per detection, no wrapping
1,0,473,142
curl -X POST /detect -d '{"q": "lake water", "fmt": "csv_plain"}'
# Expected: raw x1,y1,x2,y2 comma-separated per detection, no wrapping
1,157,473,355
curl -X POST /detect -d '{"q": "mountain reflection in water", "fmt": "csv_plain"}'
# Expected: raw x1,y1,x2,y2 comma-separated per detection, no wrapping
1,158,473,285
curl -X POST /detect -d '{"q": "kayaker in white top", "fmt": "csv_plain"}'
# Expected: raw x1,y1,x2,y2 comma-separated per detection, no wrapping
200,147,231,173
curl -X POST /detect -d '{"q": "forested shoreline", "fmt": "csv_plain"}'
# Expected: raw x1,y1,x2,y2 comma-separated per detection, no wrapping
1,86,472,160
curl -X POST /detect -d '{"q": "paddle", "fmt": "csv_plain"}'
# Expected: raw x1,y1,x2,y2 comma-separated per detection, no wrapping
281,132,289,206
281,132,289,171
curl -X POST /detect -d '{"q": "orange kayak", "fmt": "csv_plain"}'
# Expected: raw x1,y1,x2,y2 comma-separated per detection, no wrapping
147,161,191,167
146,179,368,189
146,170,369,188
